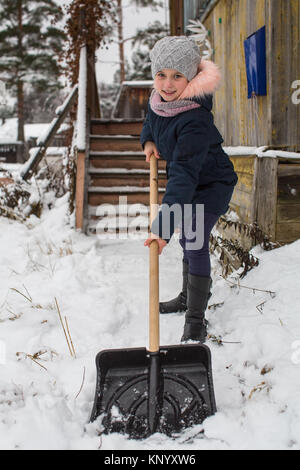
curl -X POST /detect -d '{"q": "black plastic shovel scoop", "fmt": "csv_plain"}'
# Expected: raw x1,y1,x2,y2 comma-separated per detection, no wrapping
90,155,216,439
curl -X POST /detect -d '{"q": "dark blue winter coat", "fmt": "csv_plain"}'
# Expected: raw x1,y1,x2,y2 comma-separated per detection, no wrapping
140,93,238,242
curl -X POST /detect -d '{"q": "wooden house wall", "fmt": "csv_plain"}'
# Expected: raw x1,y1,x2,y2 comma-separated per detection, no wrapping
227,154,300,245
114,88,151,119
201,0,300,151
229,155,258,223
276,161,300,243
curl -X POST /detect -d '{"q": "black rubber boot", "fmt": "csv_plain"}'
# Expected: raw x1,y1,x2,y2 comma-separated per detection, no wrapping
181,274,212,343
159,261,188,314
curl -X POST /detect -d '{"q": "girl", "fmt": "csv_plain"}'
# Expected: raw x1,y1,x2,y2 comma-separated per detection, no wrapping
141,36,238,343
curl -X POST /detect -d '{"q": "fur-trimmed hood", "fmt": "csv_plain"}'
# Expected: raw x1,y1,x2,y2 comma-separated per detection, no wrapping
178,59,221,101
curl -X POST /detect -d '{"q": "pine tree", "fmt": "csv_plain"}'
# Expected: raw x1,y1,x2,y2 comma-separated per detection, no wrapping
23,87,67,123
128,20,169,80
0,0,65,154
99,82,120,118
110,0,164,83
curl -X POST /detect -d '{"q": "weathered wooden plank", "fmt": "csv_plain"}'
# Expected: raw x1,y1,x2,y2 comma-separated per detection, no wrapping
231,186,254,206
276,203,300,223
222,0,230,143
234,172,255,194
230,0,238,145
91,121,143,136
278,164,300,177
255,157,278,238
230,187,254,222
88,191,164,206
286,0,299,151
211,9,221,135
90,136,142,152
89,174,167,188
230,155,256,175
230,154,258,224
75,151,87,230
203,0,299,150
276,222,300,243
89,155,166,171
278,157,300,164
238,0,248,145
278,175,300,185
170,0,184,35
270,0,291,147
212,1,226,139
255,0,269,146
265,0,273,146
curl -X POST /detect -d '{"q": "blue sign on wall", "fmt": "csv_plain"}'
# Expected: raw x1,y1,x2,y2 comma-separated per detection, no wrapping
244,26,267,98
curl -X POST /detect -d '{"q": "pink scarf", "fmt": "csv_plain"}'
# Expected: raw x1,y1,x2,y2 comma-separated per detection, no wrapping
150,89,201,117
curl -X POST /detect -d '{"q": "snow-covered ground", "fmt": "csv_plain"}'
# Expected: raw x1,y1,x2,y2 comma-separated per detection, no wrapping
0,194,300,450
0,118,69,144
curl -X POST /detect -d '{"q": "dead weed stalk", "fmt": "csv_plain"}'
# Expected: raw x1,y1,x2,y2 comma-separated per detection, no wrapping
54,297,76,358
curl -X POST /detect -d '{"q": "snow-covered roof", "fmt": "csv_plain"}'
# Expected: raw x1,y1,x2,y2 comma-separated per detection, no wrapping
121,80,153,87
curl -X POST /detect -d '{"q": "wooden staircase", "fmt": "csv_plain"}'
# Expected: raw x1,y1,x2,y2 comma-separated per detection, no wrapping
86,119,167,235
73,42,167,237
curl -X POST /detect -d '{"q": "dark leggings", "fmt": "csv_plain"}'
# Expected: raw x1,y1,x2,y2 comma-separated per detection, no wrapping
179,211,219,277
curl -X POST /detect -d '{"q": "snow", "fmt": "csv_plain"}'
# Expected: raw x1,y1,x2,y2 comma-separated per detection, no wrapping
121,81,153,87
0,194,300,449
35,147,68,156
224,146,300,160
0,163,22,174
19,147,68,179
76,47,87,152
0,119,68,144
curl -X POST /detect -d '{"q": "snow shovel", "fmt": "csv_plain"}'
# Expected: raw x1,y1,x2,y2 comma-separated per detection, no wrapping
90,154,216,438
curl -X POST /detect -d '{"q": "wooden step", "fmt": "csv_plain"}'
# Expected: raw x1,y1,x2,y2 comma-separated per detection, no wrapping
88,207,150,233
88,186,165,206
89,151,166,171
87,223,149,236
87,205,150,235
90,135,142,152
88,203,149,220
89,169,167,188
88,168,166,175
91,119,144,136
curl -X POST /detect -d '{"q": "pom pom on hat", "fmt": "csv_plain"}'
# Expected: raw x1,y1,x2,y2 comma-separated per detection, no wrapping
150,36,201,82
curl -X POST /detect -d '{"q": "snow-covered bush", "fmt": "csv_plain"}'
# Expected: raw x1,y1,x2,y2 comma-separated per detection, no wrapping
0,153,76,222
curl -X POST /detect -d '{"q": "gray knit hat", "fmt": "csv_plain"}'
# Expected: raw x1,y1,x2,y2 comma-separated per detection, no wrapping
150,36,201,82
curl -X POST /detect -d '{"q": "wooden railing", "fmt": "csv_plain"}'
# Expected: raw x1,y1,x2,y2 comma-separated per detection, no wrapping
74,39,101,231
74,45,88,231
20,85,78,180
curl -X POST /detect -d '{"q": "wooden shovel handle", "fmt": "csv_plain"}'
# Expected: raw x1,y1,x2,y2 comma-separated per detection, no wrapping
149,154,160,353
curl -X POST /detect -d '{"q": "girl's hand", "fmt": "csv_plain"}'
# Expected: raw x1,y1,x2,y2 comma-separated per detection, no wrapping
144,234,167,255
143,141,160,162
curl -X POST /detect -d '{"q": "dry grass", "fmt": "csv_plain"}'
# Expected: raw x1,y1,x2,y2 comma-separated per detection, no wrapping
54,297,76,358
